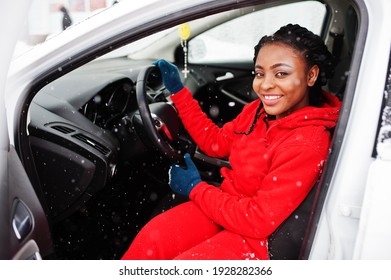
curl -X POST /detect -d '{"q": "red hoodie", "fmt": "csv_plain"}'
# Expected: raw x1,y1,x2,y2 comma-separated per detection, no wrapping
171,87,341,257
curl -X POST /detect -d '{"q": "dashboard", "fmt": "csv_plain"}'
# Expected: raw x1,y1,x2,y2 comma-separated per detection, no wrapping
27,58,155,221
80,79,134,129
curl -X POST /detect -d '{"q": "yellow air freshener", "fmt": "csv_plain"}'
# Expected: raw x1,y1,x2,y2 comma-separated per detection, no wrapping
178,23,191,40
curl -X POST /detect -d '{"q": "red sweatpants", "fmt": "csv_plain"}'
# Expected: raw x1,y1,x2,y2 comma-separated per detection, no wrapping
121,201,268,260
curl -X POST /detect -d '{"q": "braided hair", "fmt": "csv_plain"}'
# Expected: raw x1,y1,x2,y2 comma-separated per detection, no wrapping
235,24,336,135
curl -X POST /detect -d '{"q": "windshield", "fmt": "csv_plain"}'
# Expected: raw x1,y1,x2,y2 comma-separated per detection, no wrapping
98,27,176,59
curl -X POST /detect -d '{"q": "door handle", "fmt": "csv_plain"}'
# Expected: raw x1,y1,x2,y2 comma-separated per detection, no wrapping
12,200,33,240
216,72,234,81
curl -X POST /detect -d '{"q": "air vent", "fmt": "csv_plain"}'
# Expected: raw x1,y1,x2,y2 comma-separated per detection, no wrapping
72,134,110,155
51,125,75,134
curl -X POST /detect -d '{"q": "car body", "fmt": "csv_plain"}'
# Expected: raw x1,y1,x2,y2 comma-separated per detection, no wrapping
1,0,391,260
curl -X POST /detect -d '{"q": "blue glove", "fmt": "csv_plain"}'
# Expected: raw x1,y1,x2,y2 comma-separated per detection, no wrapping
153,59,184,94
168,153,202,196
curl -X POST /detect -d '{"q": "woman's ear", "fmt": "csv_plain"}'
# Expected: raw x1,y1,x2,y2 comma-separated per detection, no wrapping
307,65,320,87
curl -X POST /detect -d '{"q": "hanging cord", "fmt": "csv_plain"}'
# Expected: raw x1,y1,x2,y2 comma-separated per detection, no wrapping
263,114,271,130
234,102,266,135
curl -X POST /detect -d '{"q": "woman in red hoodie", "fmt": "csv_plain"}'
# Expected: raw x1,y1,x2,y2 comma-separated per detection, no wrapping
121,24,341,260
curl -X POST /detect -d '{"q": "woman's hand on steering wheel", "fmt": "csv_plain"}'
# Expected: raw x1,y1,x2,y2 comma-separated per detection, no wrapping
135,63,195,167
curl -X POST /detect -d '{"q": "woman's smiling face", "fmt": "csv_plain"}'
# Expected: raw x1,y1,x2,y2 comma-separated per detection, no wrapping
253,43,319,119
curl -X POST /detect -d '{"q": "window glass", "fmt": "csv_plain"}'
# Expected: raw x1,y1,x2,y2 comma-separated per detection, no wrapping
188,1,327,64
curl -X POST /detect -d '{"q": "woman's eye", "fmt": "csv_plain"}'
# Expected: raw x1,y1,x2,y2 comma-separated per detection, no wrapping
275,72,288,78
253,72,264,78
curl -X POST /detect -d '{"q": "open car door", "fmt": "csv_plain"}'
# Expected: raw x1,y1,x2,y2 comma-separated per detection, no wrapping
0,0,52,260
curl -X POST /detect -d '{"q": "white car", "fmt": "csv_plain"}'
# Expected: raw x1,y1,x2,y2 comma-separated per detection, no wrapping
1,0,391,260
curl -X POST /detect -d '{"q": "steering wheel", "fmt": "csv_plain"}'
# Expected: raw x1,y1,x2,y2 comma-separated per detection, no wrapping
134,64,194,166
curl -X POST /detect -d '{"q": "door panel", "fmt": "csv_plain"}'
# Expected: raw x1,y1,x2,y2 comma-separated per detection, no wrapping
0,146,53,259
190,64,255,126
7,146,53,259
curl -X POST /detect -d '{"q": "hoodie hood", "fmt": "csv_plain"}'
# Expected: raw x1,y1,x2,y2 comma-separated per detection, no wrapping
267,90,341,131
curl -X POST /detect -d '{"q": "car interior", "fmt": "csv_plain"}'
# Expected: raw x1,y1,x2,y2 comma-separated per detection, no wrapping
11,0,363,259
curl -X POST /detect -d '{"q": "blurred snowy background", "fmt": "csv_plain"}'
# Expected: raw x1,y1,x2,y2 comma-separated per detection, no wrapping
14,0,123,57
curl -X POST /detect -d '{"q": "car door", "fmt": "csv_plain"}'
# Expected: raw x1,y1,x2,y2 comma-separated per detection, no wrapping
354,53,391,258
0,0,52,260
